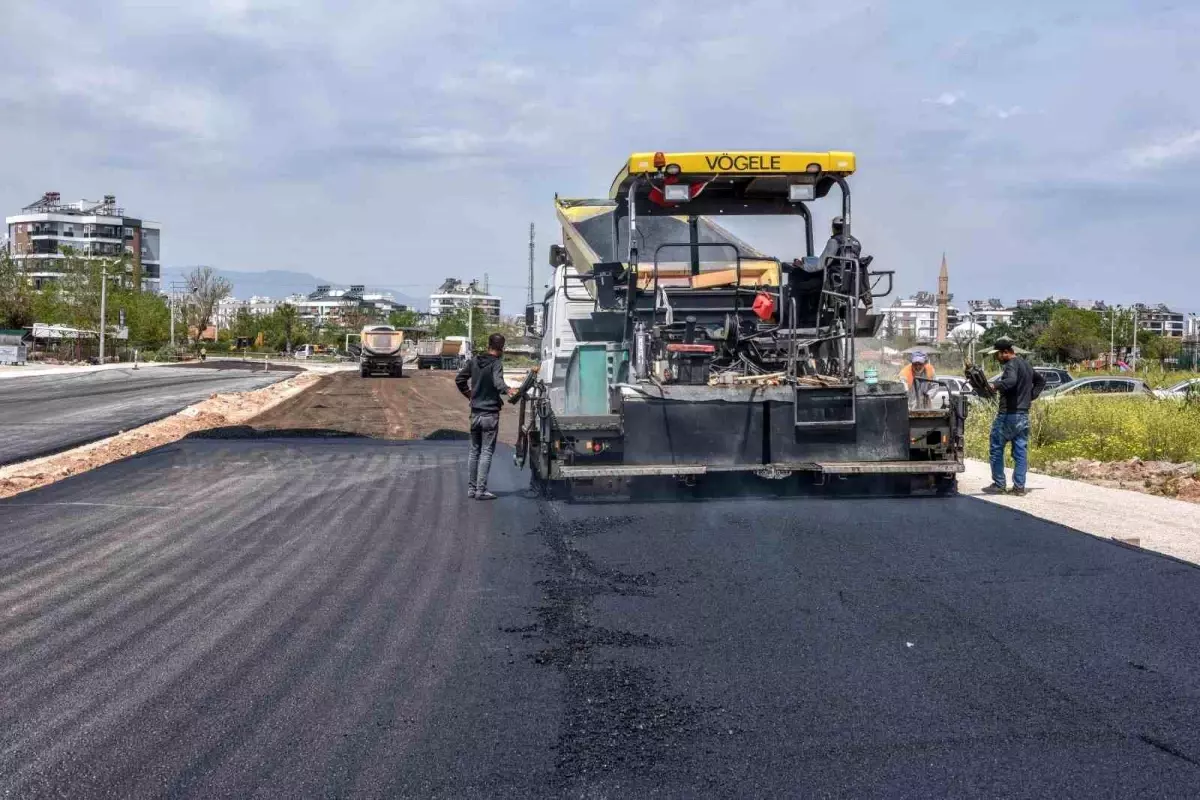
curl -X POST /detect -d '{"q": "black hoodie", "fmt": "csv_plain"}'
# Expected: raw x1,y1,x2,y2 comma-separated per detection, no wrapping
455,353,507,414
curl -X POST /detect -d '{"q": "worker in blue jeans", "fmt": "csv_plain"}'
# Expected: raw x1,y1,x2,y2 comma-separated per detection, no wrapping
984,338,1045,496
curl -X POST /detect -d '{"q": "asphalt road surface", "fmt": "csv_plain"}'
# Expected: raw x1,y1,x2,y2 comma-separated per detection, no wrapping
3,433,1200,797
0,364,293,466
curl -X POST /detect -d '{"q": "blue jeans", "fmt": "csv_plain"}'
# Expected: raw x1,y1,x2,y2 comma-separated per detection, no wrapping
990,412,1030,489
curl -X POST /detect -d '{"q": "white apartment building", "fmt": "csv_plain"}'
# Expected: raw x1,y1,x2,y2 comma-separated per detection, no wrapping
289,285,405,326
964,300,1015,330
429,278,501,323
883,297,960,344
214,296,281,330
6,192,162,292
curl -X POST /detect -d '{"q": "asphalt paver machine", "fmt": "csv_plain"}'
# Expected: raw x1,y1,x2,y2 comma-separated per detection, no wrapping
512,151,965,496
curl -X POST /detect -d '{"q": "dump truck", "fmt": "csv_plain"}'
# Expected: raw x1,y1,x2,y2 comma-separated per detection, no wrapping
416,336,471,370
510,150,966,496
360,325,404,377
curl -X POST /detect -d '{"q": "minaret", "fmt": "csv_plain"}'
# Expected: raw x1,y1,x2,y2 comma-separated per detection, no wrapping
936,253,949,343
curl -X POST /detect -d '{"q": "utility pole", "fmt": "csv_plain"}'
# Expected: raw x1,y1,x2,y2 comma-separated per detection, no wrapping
1132,307,1139,371
467,290,474,350
528,222,535,306
99,265,108,363
1110,308,1116,369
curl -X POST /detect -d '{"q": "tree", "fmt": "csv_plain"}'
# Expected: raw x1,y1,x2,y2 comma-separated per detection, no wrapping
1035,307,1103,363
107,288,171,348
435,308,469,338
183,266,232,345
1009,298,1070,351
389,308,420,329
0,250,34,329
979,321,1020,350
276,303,299,352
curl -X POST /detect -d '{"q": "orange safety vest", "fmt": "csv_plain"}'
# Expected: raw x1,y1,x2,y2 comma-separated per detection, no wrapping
899,362,934,388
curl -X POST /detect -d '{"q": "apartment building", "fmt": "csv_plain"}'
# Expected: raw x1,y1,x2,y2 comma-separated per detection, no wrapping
6,192,161,292
288,285,405,327
883,294,960,344
214,296,281,330
1135,303,1185,338
964,299,1015,330
429,278,501,323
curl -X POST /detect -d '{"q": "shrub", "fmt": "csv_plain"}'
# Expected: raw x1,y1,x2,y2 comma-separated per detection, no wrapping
966,395,1200,466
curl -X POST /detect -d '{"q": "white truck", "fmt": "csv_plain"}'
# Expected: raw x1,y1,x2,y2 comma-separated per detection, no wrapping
360,325,405,377
415,336,471,370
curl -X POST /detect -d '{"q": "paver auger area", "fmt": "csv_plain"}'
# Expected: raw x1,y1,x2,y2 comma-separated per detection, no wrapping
0,363,297,466
3,400,1200,797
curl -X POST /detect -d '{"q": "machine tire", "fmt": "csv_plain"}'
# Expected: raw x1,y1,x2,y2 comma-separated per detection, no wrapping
360,366,369,378
936,475,958,496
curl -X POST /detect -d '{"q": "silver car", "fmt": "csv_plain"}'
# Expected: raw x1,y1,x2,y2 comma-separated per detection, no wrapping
1154,378,1200,400
1042,376,1155,400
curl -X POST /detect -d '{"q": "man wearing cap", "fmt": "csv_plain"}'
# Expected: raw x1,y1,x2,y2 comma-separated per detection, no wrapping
899,351,935,406
985,337,1046,496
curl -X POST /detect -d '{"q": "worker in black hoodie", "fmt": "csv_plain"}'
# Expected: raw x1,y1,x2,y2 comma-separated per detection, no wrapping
455,333,511,500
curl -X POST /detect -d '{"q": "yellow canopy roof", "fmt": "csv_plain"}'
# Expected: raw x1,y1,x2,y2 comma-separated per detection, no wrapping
611,150,855,198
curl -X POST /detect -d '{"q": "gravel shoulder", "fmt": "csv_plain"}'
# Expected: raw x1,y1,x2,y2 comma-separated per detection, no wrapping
960,459,1200,564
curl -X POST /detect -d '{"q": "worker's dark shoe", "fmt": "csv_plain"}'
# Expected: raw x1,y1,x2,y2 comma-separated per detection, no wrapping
476,490,498,501
1010,486,1027,497
981,483,1008,495
467,488,477,499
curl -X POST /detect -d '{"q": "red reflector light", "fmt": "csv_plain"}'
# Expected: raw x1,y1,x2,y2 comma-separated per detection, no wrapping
666,343,716,353
653,151,667,169
592,441,604,453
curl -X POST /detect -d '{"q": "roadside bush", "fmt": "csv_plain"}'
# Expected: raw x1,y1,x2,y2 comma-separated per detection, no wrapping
966,396,1200,466
152,345,185,362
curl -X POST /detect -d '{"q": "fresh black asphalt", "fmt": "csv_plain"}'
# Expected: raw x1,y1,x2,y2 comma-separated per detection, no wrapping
0,364,293,466
2,436,1199,797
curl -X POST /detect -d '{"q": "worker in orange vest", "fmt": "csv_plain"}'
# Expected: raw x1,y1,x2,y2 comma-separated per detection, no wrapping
899,351,934,389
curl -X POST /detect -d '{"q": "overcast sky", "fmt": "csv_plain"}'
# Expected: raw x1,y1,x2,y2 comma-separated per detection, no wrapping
1,0,1196,308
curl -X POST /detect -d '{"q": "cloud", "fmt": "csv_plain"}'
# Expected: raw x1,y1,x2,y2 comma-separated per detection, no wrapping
1,0,1199,308
924,91,965,107
1125,130,1200,169
982,106,1025,120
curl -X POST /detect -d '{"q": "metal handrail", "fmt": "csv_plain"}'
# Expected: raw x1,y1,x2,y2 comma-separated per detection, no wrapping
650,241,743,326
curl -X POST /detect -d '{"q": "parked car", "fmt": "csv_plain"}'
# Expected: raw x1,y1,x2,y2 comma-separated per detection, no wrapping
988,366,1073,390
1034,367,1073,389
1154,377,1200,400
937,376,973,395
1042,376,1154,400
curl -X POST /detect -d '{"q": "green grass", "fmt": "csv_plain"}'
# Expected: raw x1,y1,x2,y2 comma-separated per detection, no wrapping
965,395,1200,467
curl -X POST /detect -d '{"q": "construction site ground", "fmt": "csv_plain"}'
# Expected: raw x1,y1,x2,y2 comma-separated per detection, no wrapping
249,369,519,444
4,369,1200,795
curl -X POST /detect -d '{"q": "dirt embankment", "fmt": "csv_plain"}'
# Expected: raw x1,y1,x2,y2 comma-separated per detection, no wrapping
1045,458,1200,503
0,372,321,499
250,370,518,444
